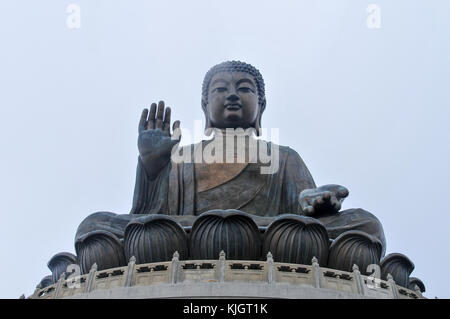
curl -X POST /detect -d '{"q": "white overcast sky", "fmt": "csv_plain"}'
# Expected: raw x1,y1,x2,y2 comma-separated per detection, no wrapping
0,0,449,298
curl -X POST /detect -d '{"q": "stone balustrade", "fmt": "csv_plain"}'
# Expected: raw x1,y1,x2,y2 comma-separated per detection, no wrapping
31,252,424,299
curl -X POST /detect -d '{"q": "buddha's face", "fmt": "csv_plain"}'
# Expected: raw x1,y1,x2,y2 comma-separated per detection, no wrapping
204,71,261,130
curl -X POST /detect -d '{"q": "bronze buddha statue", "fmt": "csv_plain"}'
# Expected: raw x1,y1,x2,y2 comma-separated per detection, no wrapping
74,61,387,277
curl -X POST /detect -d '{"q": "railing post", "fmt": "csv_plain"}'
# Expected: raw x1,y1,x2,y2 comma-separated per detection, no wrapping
266,252,274,284
53,273,65,299
387,273,399,299
219,250,226,283
125,256,136,287
84,263,97,294
311,257,321,288
352,264,367,296
170,251,179,284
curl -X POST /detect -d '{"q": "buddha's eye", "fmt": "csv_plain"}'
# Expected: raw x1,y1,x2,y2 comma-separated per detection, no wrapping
238,87,254,93
213,87,227,93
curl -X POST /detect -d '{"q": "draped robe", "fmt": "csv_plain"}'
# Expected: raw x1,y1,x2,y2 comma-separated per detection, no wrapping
130,137,315,216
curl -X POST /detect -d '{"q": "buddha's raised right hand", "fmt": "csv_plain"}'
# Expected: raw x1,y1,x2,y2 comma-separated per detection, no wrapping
138,101,181,180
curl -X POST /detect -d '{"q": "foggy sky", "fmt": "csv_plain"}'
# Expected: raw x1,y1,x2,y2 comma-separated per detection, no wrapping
0,0,449,298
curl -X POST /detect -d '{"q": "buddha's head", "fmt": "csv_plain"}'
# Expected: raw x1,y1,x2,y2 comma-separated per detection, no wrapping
201,61,266,136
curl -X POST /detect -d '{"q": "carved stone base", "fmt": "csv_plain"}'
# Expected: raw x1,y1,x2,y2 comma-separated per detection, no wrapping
37,275,53,289
189,210,261,260
409,277,426,293
75,231,126,274
263,215,329,265
328,230,382,274
124,215,188,264
47,252,77,284
381,253,414,288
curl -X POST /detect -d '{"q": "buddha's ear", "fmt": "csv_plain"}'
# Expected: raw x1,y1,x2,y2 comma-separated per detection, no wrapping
255,98,266,137
201,98,207,113
202,98,213,136
260,97,266,113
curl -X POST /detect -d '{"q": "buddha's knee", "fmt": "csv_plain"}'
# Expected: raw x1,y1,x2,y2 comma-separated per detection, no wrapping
75,211,133,239
75,212,132,274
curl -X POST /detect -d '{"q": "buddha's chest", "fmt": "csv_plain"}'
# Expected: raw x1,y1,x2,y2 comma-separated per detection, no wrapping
194,162,249,193
193,161,268,214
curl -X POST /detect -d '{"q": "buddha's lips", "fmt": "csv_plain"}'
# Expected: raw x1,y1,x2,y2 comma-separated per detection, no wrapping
225,103,242,111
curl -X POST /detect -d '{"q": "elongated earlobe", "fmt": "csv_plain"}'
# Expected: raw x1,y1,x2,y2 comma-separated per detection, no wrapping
255,115,262,136
202,99,213,136
255,99,266,136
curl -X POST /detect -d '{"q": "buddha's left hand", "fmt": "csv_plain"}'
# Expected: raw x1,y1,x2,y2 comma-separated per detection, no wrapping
298,184,349,216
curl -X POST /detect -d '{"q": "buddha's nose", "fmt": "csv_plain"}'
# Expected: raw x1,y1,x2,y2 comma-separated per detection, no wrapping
226,89,239,102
